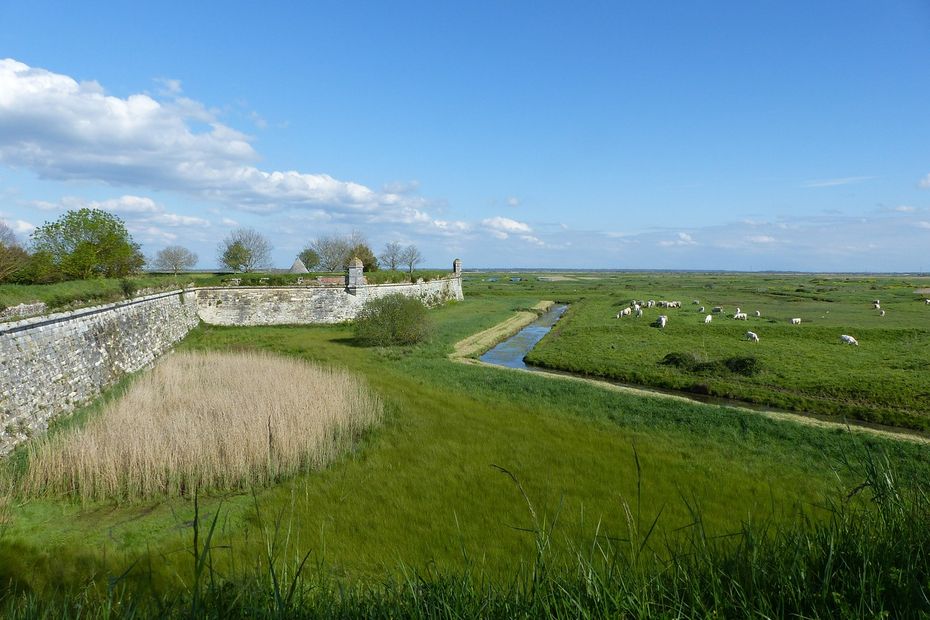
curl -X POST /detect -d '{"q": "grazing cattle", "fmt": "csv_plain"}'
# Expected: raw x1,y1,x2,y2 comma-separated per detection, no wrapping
873,303,881,309
880,310,886,317
734,312,748,320
656,315,668,328
754,310,761,317
790,318,802,325
873,299,880,305
698,306,705,313
617,307,632,317
704,314,712,324
647,300,656,308
746,331,759,343
735,307,741,315
692,299,700,305
925,299,930,305
840,334,859,346
712,306,723,313
635,307,643,318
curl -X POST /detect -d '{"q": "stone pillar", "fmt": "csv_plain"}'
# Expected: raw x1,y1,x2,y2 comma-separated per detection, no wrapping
453,258,462,276
346,256,366,293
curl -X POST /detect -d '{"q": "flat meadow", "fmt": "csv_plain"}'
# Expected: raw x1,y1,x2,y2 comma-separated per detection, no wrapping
1,271,929,617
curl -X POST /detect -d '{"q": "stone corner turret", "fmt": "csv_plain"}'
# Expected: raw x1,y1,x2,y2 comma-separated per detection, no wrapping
346,256,366,291
453,258,462,276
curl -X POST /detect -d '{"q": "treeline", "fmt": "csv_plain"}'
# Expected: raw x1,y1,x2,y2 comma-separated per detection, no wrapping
0,208,425,286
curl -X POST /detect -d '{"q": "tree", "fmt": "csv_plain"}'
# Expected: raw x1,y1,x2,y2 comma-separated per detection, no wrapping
217,228,272,272
380,241,403,271
354,294,433,346
309,234,352,271
349,243,379,272
0,221,29,283
298,247,321,271
400,244,423,278
30,208,144,280
153,245,198,275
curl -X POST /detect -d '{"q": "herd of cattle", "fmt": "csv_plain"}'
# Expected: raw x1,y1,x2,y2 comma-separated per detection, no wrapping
609,297,904,347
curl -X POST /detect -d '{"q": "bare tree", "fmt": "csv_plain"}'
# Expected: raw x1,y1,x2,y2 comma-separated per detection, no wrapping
380,241,403,271
217,228,272,272
309,234,352,271
0,221,29,282
153,245,198,275
400,244,423,278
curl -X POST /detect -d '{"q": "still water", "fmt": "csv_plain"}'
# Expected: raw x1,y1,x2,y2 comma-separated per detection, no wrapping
479,304,568,369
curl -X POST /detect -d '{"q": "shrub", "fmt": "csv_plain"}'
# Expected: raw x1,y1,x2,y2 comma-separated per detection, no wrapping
119,278,137,299
354,293,433,346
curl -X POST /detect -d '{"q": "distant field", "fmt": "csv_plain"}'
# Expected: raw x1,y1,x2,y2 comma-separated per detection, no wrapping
519,273,930,430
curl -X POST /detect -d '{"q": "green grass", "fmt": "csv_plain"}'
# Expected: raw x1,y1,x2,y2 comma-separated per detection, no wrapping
522,273,930,430
1,273,929,615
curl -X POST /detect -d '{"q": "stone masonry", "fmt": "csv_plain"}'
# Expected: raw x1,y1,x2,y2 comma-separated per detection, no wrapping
0,261,463,454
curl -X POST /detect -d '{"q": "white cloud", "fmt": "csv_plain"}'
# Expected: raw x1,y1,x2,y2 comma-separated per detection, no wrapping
506,196,520,207
1,218,35,235
481,216,532,240
520,234,545,246
747,235,776,244
894,205,916,212
0,58,434,226
919,174,930,189
918,221,930,229
30,194,209,230
658,232,696,247
802,176,874,188
221,217,239,227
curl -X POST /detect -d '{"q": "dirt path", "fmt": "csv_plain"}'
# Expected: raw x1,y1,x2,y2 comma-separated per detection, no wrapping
450,303,930,446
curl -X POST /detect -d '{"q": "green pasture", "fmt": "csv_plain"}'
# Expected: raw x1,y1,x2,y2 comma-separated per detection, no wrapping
2,274,929,600
517,273,930,430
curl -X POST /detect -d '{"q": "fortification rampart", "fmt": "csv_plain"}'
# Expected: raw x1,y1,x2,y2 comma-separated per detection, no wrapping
195,276,463,326
0,290,199,454
1,268,463,454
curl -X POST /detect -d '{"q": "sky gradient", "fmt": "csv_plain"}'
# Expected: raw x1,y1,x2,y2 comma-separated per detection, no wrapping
1,1,929,271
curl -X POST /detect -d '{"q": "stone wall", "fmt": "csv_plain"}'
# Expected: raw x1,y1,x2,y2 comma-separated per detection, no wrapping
195,276,463,326
0,272,463,455
0,290,199,455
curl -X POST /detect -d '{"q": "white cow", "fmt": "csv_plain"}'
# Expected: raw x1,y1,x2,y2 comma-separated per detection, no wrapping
790,318,802,325
647,300,656,308
698,306,705,313
925,299,930,305
746,331,759,343
754,310,761,317
657,315,668,328
840,334,859,346
692,299,700,305
880,310,886,317
704,314,713,324
635,307,643,318
734,312,748,320
735,307,741,315
873,299,880,305
873,303,881,309
617,307,632,318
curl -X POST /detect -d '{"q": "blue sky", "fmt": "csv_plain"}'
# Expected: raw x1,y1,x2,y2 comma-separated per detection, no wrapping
1,1,929,271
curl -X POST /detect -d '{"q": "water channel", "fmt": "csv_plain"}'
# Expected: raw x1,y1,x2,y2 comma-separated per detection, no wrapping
478,303,928,441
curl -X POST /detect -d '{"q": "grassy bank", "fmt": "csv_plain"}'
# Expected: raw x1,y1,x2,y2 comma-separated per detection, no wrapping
522,273,930,430
1,274,929,614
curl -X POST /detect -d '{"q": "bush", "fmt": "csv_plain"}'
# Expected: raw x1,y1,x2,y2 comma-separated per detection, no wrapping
660,352,762,377
354,294,433,346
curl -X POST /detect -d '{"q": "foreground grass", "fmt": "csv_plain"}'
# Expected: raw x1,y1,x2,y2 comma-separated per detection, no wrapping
1,276,929,615
2,449,928,618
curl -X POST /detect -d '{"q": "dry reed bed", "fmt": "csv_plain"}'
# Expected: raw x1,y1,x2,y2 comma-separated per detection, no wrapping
22,351,383,501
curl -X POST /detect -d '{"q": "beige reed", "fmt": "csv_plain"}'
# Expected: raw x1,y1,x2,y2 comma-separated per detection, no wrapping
22,351,383,501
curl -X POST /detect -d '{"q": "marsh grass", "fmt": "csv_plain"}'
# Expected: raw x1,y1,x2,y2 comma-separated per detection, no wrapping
20,352,382,501
2,448,927,618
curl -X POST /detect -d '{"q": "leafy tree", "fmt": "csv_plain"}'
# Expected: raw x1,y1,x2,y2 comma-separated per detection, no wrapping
0,221,29,283
30,208,144,280
153,245,198,275
217,228,272,272
350,243,379,272
354,294,433,346
380,241,403,271
298,247,321,271
400,244,423,277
